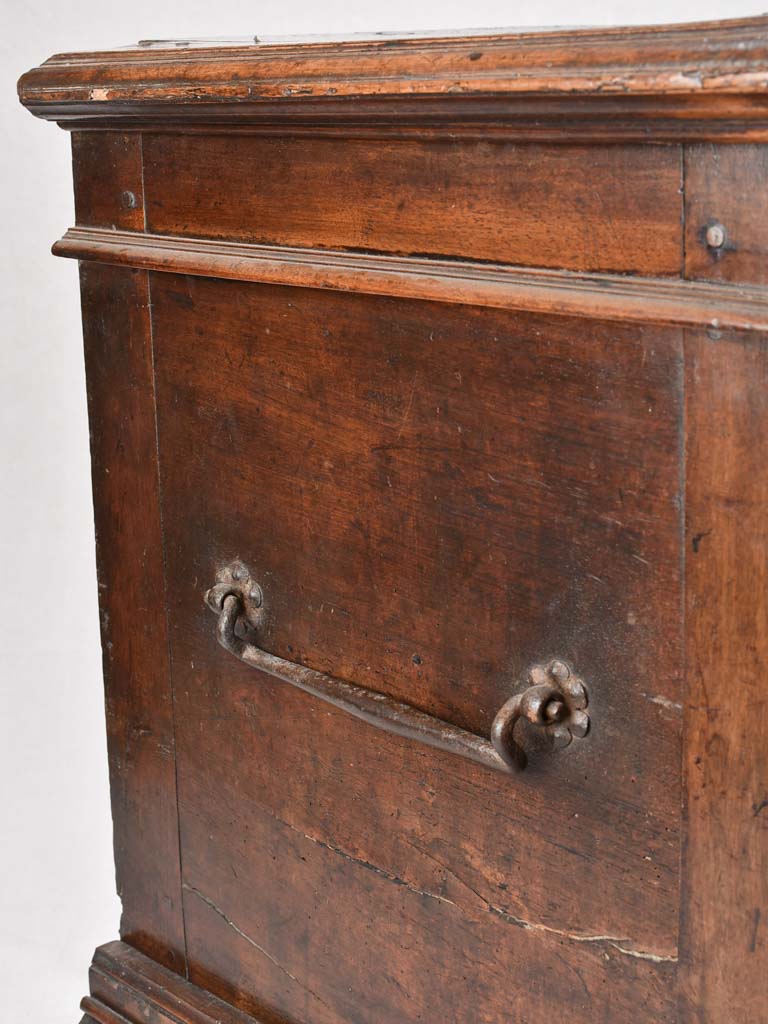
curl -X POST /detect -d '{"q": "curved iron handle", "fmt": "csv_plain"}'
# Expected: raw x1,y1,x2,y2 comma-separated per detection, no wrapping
205,562,589,774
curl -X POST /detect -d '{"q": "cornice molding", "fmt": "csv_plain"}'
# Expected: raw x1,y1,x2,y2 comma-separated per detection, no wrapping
18,16,768,136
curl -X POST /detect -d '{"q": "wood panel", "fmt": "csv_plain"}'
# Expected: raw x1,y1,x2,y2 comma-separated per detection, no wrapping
79,263,186,973
142,135,683,276
150,274,683,759
684,145,768,285
680,327,768,1021
148,275,684,1023
179,732,678,1024
73,131,145,231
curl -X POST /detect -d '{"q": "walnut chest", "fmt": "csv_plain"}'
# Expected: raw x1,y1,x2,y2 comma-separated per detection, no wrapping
18,17,768,1023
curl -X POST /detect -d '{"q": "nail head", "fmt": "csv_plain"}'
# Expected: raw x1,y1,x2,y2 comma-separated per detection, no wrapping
706,223,726,249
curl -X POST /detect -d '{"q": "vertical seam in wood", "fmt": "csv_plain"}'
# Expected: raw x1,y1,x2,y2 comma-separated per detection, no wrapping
679,136,693,1021
680,145,687,279
679,157,689,925
139,132,148,234
679,325,692,1015
146,267,190,978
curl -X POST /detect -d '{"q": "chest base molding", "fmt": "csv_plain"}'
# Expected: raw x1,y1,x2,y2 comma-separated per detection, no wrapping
80,941,264,1024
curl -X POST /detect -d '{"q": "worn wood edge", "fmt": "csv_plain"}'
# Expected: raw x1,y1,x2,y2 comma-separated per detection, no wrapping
79,998,133,1024
43,116,768,143
17,94,768,142
678,330,768,1020
55,226,768,331
18,94,768,142
37,12,768,61
17,15,768,123
83,940,265,1024
78,264,188,970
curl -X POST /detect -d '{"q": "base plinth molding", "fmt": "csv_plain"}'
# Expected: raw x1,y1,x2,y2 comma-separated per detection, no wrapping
78,941,264,1024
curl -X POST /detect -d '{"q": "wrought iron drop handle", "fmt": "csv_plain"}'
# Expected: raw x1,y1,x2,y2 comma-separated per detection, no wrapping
205,562,589,774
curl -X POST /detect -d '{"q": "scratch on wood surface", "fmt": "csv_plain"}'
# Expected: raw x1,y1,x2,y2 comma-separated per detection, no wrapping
496,909,678,963
301,830,456,907
245,796,455,908
183,884,336,1012
395,372,419,441
749,908,761,953
642,692,683,713
400,836,677,963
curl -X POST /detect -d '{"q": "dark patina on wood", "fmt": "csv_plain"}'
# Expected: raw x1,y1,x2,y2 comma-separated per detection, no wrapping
18,16,767,1024
204,560,590,772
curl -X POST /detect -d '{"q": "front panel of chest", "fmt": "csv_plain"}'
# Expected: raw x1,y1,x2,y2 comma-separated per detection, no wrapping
151,276,682,1023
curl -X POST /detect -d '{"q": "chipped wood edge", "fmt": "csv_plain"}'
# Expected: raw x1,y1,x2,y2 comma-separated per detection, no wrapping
18,15,768,103
679,329,768,1020
84,940,265,1024
16,16,768,135
54,226,768,332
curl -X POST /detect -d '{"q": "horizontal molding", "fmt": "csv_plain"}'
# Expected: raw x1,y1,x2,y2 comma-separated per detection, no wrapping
84,940,264,1024
50,119,768,145
80,997,133,1024
17,16,768,138
55,226,768,331
20,92,768,143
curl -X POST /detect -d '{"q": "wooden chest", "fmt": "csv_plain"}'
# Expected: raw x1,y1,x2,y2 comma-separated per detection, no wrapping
18,17,768,1023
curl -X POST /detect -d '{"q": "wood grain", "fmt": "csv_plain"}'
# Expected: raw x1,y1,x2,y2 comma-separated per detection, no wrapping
181,781,677,1023
54,226,768,332
685,145,768,285
16,15,768,133
79,263,186,973
148,275,684,1021
19,17,768,1023
72,131,145,231
680,327,768,1021
19,17,768,143
83,941,264,1024
140,135,682,276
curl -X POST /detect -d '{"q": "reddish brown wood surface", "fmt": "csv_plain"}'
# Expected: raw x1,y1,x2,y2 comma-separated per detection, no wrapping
151,274,683,774
141,135,682,275
17,17,768,1024
143,275,684,1022
16,16,768,142
53,226,768,333
73,131,145,232
82,941,262,1024
79,263,186,974
680,328,768,1022
684,145,768,285
181,774,677,1023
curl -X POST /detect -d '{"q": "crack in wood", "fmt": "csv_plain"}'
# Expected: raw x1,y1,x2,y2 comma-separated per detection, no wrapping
182,884,337,1014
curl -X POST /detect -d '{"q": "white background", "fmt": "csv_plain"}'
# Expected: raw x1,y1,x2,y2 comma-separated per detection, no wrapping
0,0,755,1019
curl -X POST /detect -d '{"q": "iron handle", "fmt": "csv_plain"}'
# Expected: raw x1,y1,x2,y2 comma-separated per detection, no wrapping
205,561,589,774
